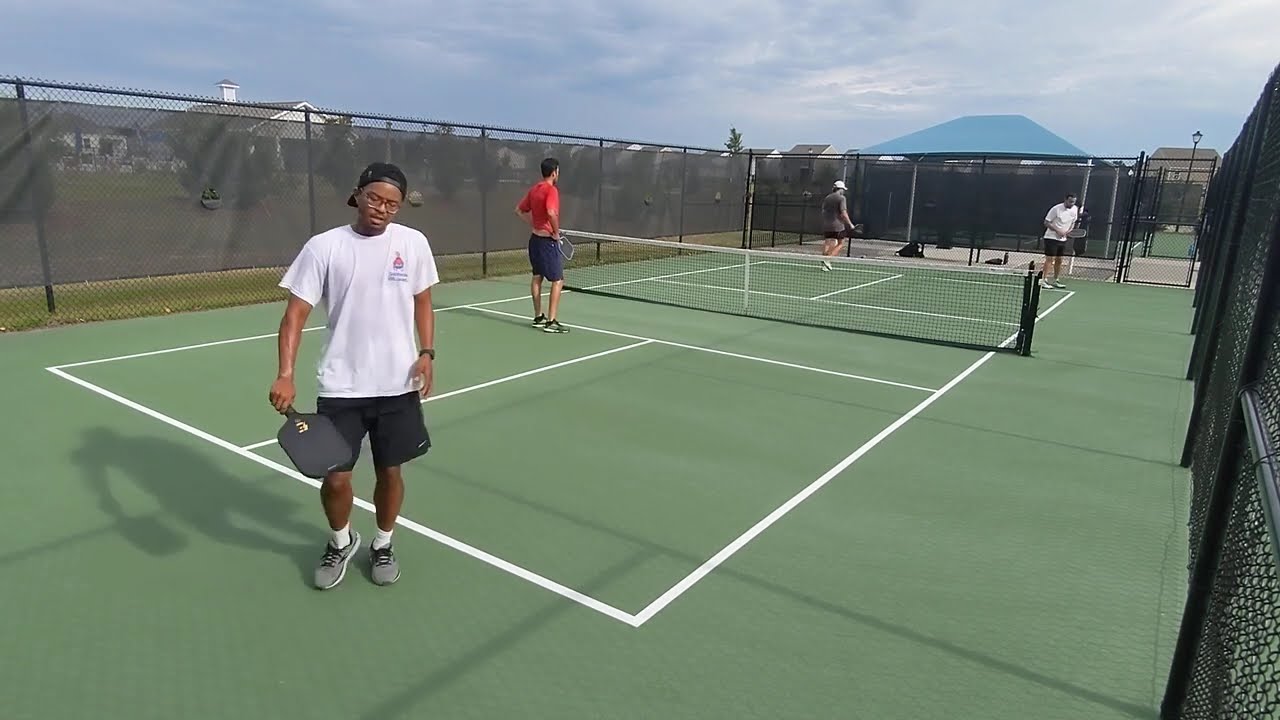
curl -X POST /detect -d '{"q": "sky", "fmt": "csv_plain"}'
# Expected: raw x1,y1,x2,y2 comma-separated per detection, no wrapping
1,0,1277,158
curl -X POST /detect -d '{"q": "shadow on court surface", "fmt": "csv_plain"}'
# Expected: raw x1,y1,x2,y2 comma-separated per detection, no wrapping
71,426,322,586
426,464,1159,720
355,550,653,720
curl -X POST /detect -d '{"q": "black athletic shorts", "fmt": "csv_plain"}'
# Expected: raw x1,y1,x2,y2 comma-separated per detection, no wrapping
315,391,431,472
1043,238,1068,257
824,229,849,240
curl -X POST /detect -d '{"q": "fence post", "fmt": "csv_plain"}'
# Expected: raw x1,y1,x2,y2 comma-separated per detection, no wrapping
15,81,56,313
1115,152,1149,284
741,150,754,249
597,139,604,261
480,127,490,277
305,110,316,237
678,148,688,242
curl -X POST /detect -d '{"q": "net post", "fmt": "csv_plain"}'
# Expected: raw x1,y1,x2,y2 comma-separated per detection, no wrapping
1018,264,1041,356
742,251,751,311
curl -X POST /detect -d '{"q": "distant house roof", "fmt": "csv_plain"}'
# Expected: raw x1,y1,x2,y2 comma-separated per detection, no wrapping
1150,146,1222,162
859,114,1093,160
186,100,323,121
788,143,837,155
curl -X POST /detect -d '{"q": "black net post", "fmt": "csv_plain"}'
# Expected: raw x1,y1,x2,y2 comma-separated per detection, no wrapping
677,148,688,242
15,80,56,313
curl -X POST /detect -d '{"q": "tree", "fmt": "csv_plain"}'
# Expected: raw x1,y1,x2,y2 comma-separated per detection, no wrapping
0,98,58,223
725,126,744,153
427,124,467,200
164,112,280,209
315,114,360,197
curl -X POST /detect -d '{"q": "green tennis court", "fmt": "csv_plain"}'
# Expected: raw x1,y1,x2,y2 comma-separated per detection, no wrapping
1,253,1192,719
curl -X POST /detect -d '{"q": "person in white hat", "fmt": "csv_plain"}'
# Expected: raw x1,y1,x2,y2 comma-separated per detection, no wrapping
819,180,861,271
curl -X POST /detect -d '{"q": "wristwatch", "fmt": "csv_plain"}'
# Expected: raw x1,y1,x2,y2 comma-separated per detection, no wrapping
419,348,435,360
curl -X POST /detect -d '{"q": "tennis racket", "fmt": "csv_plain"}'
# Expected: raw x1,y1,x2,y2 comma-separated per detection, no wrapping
557,234,575,260
276,405,352,479
1067,228,1087,238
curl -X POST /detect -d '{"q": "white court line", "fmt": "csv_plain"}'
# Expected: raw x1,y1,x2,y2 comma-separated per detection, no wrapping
469,306,937,393
652,278,802,302
44,365,643,628
809,274,903,301
239,340,654,451
630,289,1078,626
753,259,899,278
48,261,748,372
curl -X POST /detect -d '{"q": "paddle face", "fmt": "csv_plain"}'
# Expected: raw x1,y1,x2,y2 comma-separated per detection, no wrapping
276,408,353,479
558,236,575,260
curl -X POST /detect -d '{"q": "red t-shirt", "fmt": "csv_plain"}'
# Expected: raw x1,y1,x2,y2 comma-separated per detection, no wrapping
518,181,560,236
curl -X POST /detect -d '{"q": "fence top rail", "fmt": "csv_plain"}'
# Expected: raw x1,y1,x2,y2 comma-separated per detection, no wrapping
1241,386,1280,572
0,75,731,156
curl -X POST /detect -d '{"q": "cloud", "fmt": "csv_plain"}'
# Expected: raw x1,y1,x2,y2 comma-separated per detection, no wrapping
0,0,1276,155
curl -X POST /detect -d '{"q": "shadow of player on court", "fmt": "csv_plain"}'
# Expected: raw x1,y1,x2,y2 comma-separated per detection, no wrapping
72,426,321,586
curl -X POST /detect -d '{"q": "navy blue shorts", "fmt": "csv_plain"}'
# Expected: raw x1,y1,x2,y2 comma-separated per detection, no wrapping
528,234,564,281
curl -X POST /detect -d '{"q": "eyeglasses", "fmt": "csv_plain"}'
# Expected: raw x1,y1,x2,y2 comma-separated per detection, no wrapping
361,190,401,213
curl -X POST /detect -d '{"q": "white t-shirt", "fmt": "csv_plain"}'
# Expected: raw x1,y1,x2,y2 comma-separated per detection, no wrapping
279,222,440,398
1043,203,1079,240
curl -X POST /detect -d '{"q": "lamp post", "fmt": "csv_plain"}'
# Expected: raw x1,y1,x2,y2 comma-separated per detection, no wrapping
1176,130,1203,229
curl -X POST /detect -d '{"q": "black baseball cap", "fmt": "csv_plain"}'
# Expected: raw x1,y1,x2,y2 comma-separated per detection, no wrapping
347,162,408,207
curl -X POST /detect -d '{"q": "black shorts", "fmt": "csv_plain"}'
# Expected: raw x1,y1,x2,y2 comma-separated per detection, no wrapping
1043,238,1068,257
824,230,849,240
528,234,564,281
315,391,430,472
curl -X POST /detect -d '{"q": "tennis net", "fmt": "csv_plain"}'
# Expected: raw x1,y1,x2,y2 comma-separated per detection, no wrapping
561,231,1044,355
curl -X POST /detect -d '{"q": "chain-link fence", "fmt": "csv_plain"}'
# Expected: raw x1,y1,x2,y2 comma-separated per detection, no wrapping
745,150,1217,288
0,78,746,331
1161,60,1280,720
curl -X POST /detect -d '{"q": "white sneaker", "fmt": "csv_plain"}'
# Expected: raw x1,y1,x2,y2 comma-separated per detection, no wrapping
820,260,832,272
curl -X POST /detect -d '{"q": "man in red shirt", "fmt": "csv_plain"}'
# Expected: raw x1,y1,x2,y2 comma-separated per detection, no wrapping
515,158,569,333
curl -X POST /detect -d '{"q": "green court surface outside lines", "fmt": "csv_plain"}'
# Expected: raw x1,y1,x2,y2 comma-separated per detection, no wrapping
43,284,1077,629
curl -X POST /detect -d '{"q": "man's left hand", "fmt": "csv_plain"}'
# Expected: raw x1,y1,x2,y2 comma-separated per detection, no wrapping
413,355,434,398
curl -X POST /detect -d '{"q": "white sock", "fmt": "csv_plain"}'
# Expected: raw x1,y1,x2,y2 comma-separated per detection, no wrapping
331,525,351,549
372,529,393,550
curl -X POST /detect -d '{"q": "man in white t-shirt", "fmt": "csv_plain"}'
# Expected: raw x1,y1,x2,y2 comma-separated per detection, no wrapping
269,162,440,590
1041,192,1078,289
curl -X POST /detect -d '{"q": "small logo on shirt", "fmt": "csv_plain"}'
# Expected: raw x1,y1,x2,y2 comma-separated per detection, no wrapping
388,251,408,282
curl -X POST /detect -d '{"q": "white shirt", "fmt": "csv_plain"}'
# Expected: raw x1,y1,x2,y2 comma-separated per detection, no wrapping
279,222,439,398
1043,203,1079,240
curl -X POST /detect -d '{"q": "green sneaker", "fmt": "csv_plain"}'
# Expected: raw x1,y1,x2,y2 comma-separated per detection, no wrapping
369,543,401,586
314,530,361,590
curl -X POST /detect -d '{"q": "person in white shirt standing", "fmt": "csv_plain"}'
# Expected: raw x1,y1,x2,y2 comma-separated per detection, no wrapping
1041,192,1078,289
269,162,439,590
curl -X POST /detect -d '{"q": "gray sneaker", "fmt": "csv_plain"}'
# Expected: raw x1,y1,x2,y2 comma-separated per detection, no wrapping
369,543,401,586
314,530,360,590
